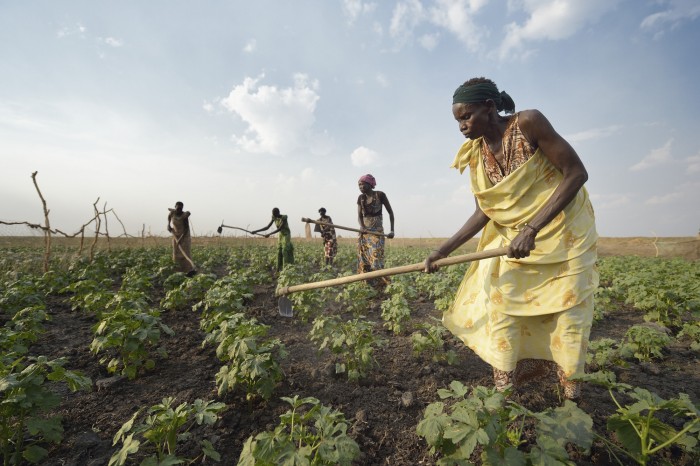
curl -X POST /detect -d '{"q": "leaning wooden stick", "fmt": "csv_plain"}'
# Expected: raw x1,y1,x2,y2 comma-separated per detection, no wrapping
174,234,197,270
301,217,388,237
276,247,509,297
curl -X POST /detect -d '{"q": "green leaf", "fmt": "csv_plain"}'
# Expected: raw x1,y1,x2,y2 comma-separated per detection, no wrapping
201,439,221,461
607,416,643,461
154,455,185,466
26,416,64,443
113,410,141,445
237,437,257,466
108,433,141,466
22,445,49,463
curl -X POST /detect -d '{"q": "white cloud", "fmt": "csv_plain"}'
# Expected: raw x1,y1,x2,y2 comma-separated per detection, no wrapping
565,125,622,143
498,0,622,60
389,0,486,51
640,0,700,38
350,146,379,166
103,37,123,47
243,39,256,53
202,101,214,113
428,0,487,52
219,73,321,156
57,23,86,39
389,0,425,45
685,153,700,173
376,73,390,87
418,32,440,50
589,193,631,210
342,0,377,24
630,138,674,171
300,167,316,181
644,191,684,206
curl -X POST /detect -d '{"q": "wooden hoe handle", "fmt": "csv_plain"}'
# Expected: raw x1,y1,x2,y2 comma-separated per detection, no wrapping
275,247,509,297
301,217,388,237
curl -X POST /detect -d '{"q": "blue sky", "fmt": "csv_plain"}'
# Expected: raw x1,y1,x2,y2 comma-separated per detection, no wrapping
1,0,698,238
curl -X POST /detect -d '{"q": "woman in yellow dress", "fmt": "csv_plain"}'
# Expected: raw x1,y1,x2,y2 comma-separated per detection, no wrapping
424,77,598,400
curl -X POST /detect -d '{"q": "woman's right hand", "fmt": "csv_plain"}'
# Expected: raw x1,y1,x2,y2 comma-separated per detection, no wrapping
424,249,447,273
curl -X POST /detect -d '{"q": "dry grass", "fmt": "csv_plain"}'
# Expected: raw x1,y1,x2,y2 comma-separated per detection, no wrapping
0,235,696,259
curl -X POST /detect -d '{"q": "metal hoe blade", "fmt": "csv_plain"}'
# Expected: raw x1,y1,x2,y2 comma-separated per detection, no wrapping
278,296,294,317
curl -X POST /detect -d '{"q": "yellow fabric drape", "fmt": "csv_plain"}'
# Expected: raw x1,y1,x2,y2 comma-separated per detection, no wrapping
443,138,599,375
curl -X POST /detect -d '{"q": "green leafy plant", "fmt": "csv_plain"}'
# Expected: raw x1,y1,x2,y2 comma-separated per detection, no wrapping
620,325,671,362
109,397,225,466
309,316,384,381
334,279,378,317
61,278,115,315
411,321,458,365
586,338,628,370
677,322,700,351
277,266,334,322
193,273,254,318
0,356,92,465
90,302,173,379
417,381,593,465
380,290,412,334
160,273,217,311
203,313,287,400
0,306,50,359
238,395,360,466
577,371,699,465
214,335,287,400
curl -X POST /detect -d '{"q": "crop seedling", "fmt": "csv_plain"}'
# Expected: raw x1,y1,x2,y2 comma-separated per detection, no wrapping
214,336,287,401
334,278,378,317
202,313,287,401
586,338,628,370
90,304,173,379
0,356,92,465
237,395,360,466
677,322,700,351
109,397,225,466
577,371,699,465
309,316,385,381
620,324,671,363
411,320,458,365
417,381,593,465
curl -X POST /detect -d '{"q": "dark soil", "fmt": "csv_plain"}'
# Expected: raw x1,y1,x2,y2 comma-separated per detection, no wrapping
27,268,699,466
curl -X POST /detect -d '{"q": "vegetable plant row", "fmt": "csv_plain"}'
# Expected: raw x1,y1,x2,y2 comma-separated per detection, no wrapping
0,241,697,465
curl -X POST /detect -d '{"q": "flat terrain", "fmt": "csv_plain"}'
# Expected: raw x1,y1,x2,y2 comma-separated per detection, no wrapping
1,236,698,465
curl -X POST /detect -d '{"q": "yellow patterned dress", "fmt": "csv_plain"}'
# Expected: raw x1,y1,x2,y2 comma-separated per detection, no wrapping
445,115,598,398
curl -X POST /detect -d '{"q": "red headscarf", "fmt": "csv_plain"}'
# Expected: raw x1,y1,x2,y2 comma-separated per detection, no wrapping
358,174,376,188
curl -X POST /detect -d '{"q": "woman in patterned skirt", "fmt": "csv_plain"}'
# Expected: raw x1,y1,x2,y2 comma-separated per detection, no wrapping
357,174,394,286
424,77,598,400
314,207,337,266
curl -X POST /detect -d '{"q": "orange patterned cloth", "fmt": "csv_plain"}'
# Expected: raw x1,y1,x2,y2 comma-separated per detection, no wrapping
482,114,535,185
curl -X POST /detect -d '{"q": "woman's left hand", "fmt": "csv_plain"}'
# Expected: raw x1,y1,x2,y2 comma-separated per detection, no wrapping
508,228,536,259
386,231,395,239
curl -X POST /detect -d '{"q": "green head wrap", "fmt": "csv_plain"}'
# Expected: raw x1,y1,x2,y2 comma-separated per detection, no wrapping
452,81,515,114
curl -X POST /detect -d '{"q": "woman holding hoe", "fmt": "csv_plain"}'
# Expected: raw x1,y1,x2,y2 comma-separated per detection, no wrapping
252,207,295,271
357,174,395,287
167,201,196,276
424,78,598,400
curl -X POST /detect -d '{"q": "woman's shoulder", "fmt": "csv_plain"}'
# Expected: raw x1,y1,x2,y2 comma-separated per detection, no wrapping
515,109,546,128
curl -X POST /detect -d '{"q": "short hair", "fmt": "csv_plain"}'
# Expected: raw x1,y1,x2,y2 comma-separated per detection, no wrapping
319,207,326,214
272,207,280,215
175,201,184,208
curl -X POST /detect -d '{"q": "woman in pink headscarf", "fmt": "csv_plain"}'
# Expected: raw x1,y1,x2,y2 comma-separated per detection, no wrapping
357,174,395,282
